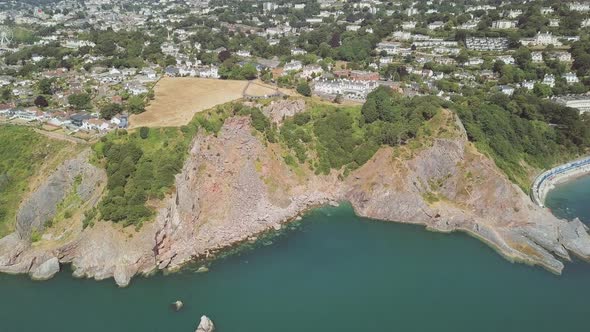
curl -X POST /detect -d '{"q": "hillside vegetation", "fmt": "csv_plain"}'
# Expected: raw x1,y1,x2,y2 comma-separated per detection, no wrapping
193,89,442,176
275,90,442,175
90,87,590,227
92,125,198,227
453,92,590,191
0,126,73,236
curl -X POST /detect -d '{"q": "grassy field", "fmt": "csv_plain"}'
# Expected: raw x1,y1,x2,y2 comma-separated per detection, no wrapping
129,77,248,129
0,125,77,236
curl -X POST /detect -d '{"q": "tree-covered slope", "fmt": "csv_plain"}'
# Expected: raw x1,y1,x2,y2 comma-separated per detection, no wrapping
453,92,590,191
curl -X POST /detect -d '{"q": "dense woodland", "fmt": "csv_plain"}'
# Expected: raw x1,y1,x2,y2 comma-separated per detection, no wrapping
454,92,590,189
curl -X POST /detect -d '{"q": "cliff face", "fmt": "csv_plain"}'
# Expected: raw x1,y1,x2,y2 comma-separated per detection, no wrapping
1,111,589,286
0,150,108,281
154,116,340,271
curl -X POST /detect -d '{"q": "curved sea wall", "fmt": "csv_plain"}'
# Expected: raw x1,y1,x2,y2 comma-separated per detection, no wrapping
531,156,590,207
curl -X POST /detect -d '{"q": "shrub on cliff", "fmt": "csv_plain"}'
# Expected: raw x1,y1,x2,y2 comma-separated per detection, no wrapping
94,125,197,226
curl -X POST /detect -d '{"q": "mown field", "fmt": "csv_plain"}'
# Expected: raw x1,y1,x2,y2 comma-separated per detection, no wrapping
129,77,248,129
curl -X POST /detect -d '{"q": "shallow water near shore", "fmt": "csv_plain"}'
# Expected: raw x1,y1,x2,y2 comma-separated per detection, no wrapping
0,182,589,331
545,174,590,225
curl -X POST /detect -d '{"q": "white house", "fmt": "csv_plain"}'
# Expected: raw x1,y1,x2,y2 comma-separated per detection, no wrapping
237,50,252,57
376,41,401,55
31,54,45,62
197,66,220,79
553,51,572,62
379,57,394,66
521,32,562,47
313,78,379,100
284,60,303,72
346,25,361,32
141,68,158,80
466,57,484,67
563,72,580,84
82,118,110,132
497,55,515,65
542,74,556,87
569,2,590,12
291,48,307,56
402,21,417,30
300,65,323,79
492,20,516,29
532,52,544,63
499,85,515,96
428,21,445,30
507,10,523,18
521,80,535,90
125,82,148,95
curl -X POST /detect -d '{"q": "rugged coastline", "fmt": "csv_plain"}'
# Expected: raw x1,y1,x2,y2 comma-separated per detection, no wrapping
0,110,589,286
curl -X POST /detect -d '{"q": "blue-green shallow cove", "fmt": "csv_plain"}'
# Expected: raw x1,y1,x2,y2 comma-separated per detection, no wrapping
545,174,590,226
0,186,589,331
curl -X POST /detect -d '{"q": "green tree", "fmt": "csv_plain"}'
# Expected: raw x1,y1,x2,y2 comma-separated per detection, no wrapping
127,95,146,114
38,78,53,95
100,103,123,120
296,81,312,97
139,127,150,139
34,95,49,108
240,63,258,80
533,83,552,98
68,93,91,110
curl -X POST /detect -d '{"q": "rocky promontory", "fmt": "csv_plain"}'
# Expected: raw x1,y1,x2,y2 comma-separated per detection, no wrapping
0,109,589,286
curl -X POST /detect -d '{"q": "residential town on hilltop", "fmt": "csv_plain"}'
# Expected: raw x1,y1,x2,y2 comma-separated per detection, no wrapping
2,0,590,138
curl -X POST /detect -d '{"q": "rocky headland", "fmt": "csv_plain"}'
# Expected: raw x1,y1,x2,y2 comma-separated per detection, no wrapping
0,106,589,287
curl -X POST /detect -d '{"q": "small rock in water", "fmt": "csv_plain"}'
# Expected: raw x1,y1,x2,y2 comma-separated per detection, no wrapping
172,300,183,311
196,266,209,273
195,315,215,332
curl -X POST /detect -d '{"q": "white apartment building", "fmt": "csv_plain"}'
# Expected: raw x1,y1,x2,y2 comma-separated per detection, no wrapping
492,20,516,29
313,78,379,100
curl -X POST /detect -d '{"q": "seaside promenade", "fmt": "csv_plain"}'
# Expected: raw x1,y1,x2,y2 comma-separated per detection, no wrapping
531,156,590,207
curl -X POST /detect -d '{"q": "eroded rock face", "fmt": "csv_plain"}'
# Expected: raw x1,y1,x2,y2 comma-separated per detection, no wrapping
16,150,103,240
0,150,115,282
1,113,589,286
262,99,306,124
154,116,338,271
344,129,590,274
30,257,60,280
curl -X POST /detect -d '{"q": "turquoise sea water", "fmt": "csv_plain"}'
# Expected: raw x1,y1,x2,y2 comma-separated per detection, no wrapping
0,177,589,332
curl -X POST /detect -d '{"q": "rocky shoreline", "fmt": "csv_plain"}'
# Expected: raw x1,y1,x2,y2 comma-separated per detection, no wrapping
1,111,590,286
